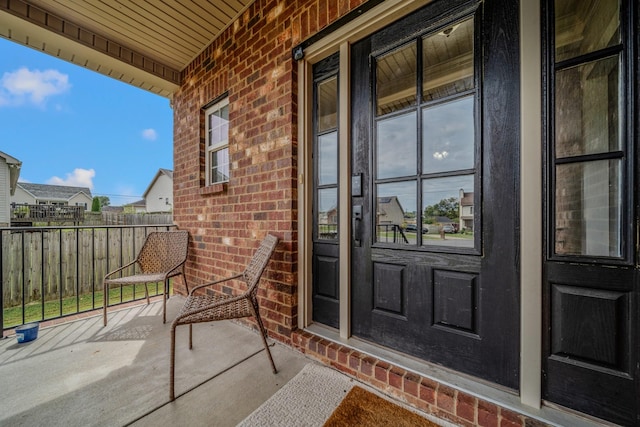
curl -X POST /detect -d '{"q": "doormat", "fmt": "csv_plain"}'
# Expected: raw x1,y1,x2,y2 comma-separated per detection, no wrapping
323,386,438,427
238,363,355,426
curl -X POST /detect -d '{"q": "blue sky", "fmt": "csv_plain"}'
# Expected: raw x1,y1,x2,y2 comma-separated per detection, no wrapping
0,37,174,206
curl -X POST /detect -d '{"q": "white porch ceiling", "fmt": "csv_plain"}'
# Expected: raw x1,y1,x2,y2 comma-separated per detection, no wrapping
0,0,254,98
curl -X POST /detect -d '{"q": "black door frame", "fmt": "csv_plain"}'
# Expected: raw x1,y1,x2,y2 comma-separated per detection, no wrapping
348,0,521,389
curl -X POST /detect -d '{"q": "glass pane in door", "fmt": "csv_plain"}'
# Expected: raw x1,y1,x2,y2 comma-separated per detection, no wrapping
376,181,416,245
423,17,474,101
555,55,621,158
423,96,475,173
376,42,417,115
554,0,620,62
555,159,622,257
317,77,338,132
422,175,474,248
318,132,338,185
317,188,338,240
376,112,417,179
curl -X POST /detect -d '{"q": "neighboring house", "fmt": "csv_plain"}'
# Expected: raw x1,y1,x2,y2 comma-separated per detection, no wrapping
12,183,92,210
143,168,173,213
0,151,22,226
459,189,474,231
4,1,639,425
123,199,146,214
376,196,405,226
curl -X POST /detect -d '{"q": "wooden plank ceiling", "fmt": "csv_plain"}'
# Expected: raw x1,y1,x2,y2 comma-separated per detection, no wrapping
0,0,254,97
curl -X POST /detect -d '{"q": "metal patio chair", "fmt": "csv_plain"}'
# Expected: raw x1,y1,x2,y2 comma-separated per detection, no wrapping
103,230,189,326
169,234,279,401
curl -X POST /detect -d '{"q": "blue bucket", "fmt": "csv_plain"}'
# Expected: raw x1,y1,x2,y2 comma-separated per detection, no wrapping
15,322,39,343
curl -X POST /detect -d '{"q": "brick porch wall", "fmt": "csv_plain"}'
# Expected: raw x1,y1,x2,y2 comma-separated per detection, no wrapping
292,330,548,427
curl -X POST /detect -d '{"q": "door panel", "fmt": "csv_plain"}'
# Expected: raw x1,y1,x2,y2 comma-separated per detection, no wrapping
543,264,637,425
351,0,520,389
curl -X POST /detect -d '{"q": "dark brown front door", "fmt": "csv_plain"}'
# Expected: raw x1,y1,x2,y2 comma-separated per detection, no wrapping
349,0,521,389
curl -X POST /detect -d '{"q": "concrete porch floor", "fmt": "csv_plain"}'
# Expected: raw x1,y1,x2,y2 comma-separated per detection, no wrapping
0,296,311,427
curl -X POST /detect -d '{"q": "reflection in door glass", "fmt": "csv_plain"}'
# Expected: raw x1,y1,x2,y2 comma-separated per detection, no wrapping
423,96,475,173
376,181,416,245
318,132,338,185
555,56,620,158
554,0,620,62
376,112,417,179
555,160,622,257
318,77,338,132
317,188,338,240
423,17,474,101
422,175,474,248
376,42,417,115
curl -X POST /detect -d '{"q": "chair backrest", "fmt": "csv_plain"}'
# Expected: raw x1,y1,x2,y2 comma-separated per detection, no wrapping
243,234,279,296
137,231,189,274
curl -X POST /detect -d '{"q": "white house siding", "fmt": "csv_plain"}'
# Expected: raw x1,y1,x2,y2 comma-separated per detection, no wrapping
0,158,9,225
145,174,173,212
69,193,92,209
11,186,36,205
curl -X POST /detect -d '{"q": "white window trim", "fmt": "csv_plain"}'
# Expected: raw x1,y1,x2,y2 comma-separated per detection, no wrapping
205,97,230,185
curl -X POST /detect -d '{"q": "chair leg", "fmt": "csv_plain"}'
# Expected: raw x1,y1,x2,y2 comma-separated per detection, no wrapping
182,269,189,294
144,284,150,305
189,324,193,349
170,323,177,401
251,304,277,374
163,279,168,324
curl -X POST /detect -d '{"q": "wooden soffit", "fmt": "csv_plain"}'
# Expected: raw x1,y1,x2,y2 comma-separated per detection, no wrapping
0,0,254,98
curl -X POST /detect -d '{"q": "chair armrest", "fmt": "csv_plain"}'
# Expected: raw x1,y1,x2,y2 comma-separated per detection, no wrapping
104,260,138,280
164,259,187,278
188,273,244,295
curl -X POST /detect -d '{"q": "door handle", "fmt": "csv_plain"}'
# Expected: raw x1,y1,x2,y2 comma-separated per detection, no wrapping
353,205,362,247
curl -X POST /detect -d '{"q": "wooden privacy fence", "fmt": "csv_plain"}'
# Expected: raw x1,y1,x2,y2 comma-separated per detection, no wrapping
1,225,176,327
101,212,173,225
82,212,173,226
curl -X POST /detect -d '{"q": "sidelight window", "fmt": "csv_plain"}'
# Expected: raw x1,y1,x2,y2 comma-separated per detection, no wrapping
314,54,340,241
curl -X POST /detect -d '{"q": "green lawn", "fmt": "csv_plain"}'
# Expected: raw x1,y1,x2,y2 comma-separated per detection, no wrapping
3,283,170,328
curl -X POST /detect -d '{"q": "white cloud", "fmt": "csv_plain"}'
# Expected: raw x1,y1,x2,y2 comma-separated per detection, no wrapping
47,168,95,189
433,151,449,160
141,128,158,141
0,67,70,107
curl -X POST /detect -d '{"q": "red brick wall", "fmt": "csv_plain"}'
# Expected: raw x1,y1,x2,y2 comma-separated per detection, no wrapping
172,0,368,343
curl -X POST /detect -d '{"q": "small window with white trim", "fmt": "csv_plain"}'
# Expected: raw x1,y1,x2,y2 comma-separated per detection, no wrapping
205,98,230,185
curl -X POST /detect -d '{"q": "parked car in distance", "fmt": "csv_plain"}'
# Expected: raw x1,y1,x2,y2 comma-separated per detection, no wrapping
442,225,455,233
405,224,428,234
